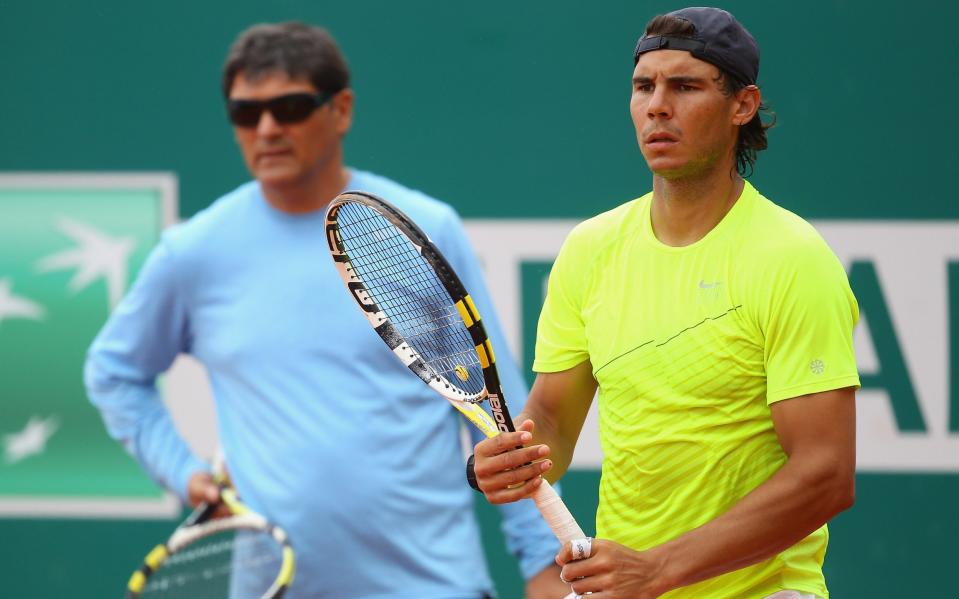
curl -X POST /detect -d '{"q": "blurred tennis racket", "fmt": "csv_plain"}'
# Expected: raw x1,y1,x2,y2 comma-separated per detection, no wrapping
325,190,587,548
125,462,295,598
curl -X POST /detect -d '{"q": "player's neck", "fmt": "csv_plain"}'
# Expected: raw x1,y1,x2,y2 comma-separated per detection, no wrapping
650,166,744,247
260,157,349,215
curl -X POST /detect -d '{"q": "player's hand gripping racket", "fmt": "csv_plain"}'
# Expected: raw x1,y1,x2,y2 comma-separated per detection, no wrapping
125,465,295,598
325,191,588,552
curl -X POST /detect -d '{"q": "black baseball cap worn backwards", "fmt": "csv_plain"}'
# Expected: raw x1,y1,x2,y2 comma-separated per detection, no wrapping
633,7,759,85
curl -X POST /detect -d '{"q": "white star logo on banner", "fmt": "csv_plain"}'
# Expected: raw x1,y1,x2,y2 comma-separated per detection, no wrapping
4,415,60,465
0,278,45,325
36,218,136,310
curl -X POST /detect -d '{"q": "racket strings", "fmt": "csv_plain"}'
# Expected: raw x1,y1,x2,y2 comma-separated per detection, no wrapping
342,220,456,330
141,529,282,598
334,204,486,394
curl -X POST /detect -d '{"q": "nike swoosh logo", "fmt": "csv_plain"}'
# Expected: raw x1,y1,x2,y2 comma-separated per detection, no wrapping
698,280,721,289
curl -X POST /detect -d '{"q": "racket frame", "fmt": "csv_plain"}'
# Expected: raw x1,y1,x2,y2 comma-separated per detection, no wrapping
125,486,295,599
326,191,586,545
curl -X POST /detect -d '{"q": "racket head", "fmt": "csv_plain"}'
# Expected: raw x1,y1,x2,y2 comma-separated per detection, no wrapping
126,488,295,599
326,191,515,432
327,192,588,552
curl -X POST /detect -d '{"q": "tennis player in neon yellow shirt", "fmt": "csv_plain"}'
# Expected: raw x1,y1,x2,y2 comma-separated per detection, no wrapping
471,7,859,599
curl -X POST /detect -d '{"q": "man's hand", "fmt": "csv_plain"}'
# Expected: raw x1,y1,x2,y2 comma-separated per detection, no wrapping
187,471,220,507
472,419,553,504
555,539,671,599
473,364,596,505
525,564,574,599
186,470,230,517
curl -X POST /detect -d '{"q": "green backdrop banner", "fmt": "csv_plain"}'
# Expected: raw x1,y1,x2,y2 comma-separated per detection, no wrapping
1,1,956,597
0,175,178,517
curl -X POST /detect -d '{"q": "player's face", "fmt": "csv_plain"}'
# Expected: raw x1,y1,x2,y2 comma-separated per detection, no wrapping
228,72,353,188
629,50,741,180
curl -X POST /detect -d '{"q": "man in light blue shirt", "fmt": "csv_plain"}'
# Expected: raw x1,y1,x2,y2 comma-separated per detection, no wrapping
84,21,567,598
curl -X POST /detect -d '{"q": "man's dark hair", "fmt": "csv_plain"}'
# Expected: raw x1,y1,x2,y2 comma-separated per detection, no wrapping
222,22,350,98
644,14,775,177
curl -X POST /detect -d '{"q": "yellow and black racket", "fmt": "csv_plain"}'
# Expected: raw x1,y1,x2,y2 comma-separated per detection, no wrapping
325,190,586,547
125,479,295,598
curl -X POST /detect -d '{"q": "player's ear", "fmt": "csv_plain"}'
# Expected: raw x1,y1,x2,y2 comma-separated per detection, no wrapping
332,88,354,134
732,84,760,126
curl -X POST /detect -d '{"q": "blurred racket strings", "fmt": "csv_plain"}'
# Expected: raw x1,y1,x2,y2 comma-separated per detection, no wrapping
136,523,284,598
334,203,484,395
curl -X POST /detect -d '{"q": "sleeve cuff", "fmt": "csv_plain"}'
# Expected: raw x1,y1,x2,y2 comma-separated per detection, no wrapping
767,374,861,404
532,356,590,374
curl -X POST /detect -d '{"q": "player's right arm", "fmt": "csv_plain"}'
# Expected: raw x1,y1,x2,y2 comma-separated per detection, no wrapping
475,219,598,504
473,360,597,504
84,239,209,502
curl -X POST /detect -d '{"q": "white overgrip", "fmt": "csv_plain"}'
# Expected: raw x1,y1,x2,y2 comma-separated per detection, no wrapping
530,479,585,544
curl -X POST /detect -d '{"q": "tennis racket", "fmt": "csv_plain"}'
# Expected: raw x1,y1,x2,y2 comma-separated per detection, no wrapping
125,472,295,598
324,190,587,548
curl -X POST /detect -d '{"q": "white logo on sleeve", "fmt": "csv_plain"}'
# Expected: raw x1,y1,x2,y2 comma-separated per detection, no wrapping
810,359,825,375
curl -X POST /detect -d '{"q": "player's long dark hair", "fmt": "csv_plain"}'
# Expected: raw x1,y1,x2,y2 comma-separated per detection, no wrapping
643,15,776,178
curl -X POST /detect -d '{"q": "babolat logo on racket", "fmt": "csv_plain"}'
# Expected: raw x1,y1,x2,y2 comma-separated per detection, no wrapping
487,393,512,433
454,365,470,382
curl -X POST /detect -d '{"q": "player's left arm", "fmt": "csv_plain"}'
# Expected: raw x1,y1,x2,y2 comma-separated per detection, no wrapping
555,387,855,598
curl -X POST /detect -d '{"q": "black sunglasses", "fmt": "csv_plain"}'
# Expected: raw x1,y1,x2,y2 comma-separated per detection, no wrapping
226,91,336,127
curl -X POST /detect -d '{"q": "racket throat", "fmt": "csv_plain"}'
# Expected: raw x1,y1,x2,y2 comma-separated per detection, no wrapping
486,393,514,433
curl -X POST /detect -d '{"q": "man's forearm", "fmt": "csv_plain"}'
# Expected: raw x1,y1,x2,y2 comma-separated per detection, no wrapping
523,364,597,483
515,406,576,484
88,368,205,500
649,452,854,593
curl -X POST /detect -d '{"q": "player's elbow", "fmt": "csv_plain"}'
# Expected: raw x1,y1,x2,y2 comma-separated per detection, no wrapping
829,473,855,515
837,469,856,511
815,459,856,517
791,450,855,519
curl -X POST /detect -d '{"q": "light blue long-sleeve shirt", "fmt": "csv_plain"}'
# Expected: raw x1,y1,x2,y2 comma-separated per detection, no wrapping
84,169,560,598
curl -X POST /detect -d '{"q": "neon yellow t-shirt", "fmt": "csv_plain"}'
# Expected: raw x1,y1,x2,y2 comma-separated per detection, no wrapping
534,182,860,598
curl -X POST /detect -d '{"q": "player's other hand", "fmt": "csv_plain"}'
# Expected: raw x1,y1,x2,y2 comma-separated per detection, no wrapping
473,419,552,504
186,470,229,518
525,564,571,599
556,538,671,599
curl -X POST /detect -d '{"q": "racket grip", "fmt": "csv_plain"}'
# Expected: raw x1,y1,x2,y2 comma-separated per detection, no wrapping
530,479,585,544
